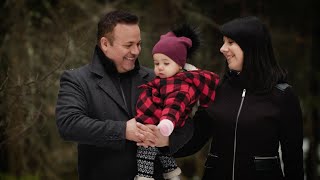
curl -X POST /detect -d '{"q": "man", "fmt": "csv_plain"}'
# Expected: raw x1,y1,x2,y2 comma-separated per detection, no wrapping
56,10,192,180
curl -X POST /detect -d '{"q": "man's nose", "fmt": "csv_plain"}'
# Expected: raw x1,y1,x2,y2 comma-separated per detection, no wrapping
131,45,140,55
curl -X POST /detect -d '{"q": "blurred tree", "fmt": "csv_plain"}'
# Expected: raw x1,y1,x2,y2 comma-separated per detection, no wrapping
0,0,106,179
305,1,320,180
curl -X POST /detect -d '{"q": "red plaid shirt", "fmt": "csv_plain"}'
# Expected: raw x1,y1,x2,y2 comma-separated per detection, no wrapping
135,70,219,127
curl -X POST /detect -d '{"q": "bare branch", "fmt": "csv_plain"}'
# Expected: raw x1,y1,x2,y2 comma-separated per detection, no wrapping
6,39,69,90
0,103,44,147
0,74,8,92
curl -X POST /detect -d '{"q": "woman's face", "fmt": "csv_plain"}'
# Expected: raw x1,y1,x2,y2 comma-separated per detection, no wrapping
220,36,244,72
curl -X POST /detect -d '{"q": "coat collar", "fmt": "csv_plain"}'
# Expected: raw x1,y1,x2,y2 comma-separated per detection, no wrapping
90,45,141,77
89,45,151,116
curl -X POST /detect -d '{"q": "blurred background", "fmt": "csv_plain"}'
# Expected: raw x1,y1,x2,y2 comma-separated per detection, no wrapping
0,0,318,179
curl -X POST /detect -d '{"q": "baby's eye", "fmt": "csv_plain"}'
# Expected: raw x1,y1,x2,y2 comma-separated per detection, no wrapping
164,63,170,65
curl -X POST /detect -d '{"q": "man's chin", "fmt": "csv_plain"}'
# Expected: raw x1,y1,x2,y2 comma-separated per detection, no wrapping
126,65,135,72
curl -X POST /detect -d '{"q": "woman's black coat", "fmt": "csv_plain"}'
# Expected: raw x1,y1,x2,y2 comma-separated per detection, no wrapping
176,74,304,180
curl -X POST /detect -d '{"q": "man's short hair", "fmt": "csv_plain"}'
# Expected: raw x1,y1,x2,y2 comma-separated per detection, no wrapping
97,10,139,45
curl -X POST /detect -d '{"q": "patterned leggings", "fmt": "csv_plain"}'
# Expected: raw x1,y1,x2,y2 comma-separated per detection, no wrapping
136,146,178,178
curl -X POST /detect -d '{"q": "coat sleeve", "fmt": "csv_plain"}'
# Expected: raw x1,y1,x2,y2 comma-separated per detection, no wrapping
160,87,192,127
167,115,194,154
135,85,163,124
157,82,194,154
173,107,213,157
279,87,304,180
55,70,126,150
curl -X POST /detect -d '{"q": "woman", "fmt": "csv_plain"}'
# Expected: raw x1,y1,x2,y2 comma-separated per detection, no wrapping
175,16,304,180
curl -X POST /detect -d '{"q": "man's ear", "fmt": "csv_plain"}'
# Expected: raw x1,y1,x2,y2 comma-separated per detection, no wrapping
100,37,109,52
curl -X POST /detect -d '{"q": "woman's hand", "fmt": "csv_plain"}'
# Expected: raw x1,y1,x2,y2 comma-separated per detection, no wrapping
136,122,169,148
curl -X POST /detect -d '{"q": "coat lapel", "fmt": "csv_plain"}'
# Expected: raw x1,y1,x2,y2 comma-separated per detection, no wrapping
89,50,129,115
97,76,129,115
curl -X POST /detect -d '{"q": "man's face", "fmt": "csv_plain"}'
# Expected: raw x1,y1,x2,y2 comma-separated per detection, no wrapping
102,24,141,73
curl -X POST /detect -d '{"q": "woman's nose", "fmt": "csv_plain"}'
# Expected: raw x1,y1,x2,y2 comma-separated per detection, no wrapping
220,43,227,53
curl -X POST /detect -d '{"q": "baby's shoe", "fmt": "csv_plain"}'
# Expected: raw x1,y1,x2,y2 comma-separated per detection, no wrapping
134,175,154,180
163,167,181,180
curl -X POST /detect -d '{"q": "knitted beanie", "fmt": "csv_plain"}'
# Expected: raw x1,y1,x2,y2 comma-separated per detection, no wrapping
152,32,192,67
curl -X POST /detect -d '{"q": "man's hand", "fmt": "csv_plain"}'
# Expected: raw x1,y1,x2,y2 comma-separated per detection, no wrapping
126,118,144,142
136,122,169,148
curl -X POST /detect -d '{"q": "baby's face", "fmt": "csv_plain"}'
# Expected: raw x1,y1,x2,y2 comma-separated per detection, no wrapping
153,53,182,78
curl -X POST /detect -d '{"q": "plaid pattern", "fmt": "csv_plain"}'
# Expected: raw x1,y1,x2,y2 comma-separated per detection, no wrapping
136,70,219,127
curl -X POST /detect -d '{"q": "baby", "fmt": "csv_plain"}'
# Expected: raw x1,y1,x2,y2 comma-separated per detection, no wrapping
135,24,219,180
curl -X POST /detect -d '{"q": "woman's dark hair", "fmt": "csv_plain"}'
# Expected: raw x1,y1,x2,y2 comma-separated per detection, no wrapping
220,16,287,92
97,10,139,45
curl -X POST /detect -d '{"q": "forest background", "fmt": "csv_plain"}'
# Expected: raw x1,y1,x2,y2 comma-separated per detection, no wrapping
0,0,318,180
